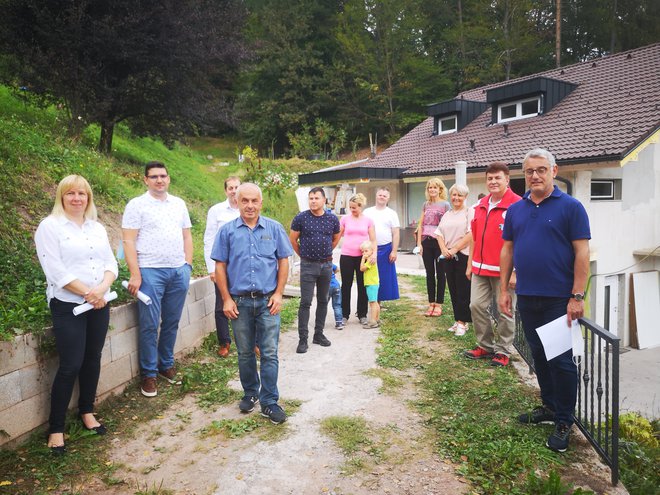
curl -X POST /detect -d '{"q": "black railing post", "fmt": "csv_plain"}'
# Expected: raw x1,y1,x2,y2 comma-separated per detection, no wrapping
513,313,620,486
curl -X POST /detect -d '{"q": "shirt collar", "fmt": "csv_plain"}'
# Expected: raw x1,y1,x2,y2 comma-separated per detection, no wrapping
237,215,265,229
144,191,170,202
522,185,562,202
56,215,94,228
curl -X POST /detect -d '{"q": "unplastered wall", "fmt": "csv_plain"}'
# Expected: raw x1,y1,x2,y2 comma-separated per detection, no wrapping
0,277,216,448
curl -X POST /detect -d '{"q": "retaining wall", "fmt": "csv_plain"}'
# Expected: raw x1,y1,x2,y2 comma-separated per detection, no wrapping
0,277,216,448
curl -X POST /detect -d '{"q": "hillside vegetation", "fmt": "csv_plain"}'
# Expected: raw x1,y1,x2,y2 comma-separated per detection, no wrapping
0,86,325,340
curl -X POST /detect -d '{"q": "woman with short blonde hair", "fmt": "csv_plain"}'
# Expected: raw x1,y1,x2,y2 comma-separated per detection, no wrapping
435,184,473,335
338,192,376,325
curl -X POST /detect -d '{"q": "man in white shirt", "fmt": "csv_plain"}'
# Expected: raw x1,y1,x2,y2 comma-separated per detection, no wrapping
204,176,241,358
122,161,193,398
363,187,400,302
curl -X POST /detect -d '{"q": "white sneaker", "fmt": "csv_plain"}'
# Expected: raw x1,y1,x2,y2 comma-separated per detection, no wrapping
447,322,458,332
454,323,468,336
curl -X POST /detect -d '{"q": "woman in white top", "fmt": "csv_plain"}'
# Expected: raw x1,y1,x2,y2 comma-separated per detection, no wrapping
35,175,118,455
435,184,473,336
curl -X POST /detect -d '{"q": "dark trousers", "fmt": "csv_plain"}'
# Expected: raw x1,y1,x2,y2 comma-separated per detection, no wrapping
421,236,445,304
298,259,332,340
48,298,109,434
214,283,231,345
443,252,472,322
517,295,577,425
340,254,368,320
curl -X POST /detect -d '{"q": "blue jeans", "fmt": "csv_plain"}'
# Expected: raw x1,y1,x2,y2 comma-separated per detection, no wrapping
517,295,577,425
329,286,342,323
138,265,191,377
298,259,332,340
231,295,280,407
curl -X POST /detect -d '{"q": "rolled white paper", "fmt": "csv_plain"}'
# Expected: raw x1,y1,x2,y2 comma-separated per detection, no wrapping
121,280,152,305
73,291,118,316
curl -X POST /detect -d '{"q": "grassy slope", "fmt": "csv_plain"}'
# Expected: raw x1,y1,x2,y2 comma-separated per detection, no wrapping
0,86,311,339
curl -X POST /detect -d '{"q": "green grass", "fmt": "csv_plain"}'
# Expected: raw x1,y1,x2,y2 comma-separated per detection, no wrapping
320,415,386,474
0,333,234,493
376,291,602,494
0,86,328,341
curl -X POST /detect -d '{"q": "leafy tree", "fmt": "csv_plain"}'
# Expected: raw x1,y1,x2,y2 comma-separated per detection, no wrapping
0,0,247,153
235,0,345,153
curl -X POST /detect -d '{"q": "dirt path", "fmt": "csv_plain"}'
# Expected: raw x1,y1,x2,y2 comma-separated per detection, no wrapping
100,280,468,495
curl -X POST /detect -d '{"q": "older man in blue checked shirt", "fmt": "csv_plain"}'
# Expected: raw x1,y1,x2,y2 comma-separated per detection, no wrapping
211,183,293,424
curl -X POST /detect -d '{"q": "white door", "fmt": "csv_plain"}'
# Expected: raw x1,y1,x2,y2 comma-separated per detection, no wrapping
603,275,619,336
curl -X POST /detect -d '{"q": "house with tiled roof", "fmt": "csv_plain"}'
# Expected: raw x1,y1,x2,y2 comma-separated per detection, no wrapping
299,42,660,347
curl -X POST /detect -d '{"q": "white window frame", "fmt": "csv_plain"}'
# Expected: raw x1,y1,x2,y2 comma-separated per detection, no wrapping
437,115,457,135
497,96,540,123
590,179,618,200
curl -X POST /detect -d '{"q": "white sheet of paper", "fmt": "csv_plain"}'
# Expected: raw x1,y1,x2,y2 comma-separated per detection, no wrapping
535,314,580,361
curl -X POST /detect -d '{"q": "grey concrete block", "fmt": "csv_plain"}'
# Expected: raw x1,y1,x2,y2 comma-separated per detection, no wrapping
193,277,213,301
19,358,57,402
179,305,190,328
0,371,22,412
0,392,50,446
110,326,139,362
129,350,140,377
100,337,112,367
0,337,28,377
96,354,133,397
187,299,206,324
204,293,216,316
109,303,139,333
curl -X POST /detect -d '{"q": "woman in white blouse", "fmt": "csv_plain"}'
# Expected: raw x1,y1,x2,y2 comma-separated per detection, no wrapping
434,184,473,336
35,175,118,455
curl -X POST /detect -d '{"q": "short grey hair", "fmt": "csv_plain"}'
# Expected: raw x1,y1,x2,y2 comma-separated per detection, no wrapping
523,148,556,167
236,182,262,200
449,183,469,197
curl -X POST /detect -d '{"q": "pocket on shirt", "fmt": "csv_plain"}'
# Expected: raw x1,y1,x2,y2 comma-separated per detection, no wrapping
258,239,277,257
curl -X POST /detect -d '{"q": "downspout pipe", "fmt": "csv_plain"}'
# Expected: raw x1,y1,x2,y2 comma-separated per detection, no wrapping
555,175,573,196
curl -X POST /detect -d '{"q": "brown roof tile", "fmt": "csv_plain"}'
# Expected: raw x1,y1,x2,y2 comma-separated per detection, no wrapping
366,43,660,176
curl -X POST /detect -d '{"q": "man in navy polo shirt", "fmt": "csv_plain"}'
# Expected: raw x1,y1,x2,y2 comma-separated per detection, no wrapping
212,183,293,424
499,148,590,453
289,187,341,354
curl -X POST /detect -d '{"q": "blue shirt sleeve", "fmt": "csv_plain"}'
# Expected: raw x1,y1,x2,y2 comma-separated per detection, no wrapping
290,212,302,232
274,221,294,259
211,220,231,262
568,200,591,241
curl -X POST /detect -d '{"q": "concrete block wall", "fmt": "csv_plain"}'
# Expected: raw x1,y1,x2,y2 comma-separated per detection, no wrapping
0,277,216,448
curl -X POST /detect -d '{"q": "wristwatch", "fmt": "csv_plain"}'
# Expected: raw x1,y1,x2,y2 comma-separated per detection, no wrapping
571,292,585,301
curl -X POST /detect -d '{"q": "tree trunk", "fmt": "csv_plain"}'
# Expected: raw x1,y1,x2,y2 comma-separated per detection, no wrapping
555,0,561,67
99,121,115,154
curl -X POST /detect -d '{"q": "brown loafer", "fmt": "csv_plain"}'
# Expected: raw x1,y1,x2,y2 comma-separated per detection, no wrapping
217,343,230,358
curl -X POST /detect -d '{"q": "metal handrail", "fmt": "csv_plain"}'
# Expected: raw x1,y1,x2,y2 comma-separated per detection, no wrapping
513,312,620,485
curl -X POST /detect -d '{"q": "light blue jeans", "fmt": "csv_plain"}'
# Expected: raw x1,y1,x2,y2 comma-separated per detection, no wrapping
329,286,342,323
138,265,191,377
231,295,280,407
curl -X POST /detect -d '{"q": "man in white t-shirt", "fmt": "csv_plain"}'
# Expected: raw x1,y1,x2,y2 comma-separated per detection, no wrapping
122,161,193,398
204,176,241,358
363,187,400,302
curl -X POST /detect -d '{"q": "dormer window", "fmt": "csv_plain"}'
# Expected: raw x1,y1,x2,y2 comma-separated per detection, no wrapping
497,96,540,123
438,115,457,135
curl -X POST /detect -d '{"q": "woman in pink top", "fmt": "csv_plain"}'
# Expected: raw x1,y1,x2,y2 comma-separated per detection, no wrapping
435,184,473,336
416,178,450,316
339,193,376,325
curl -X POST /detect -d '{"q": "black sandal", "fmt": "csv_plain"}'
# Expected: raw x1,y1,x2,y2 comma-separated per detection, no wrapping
80,415,107,435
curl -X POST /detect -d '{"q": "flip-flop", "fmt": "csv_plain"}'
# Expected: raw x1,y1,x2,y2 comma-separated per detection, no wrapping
424,305,435,317
432,306,443,316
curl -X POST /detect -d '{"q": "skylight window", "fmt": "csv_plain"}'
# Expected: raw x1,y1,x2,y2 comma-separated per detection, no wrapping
438,115,457,135
497,96,540,123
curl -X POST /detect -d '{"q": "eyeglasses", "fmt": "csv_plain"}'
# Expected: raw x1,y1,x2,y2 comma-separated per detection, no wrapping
523,167,550,177
147,174,168,180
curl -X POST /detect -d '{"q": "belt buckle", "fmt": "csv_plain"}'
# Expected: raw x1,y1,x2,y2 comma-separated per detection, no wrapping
249,291,259,298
